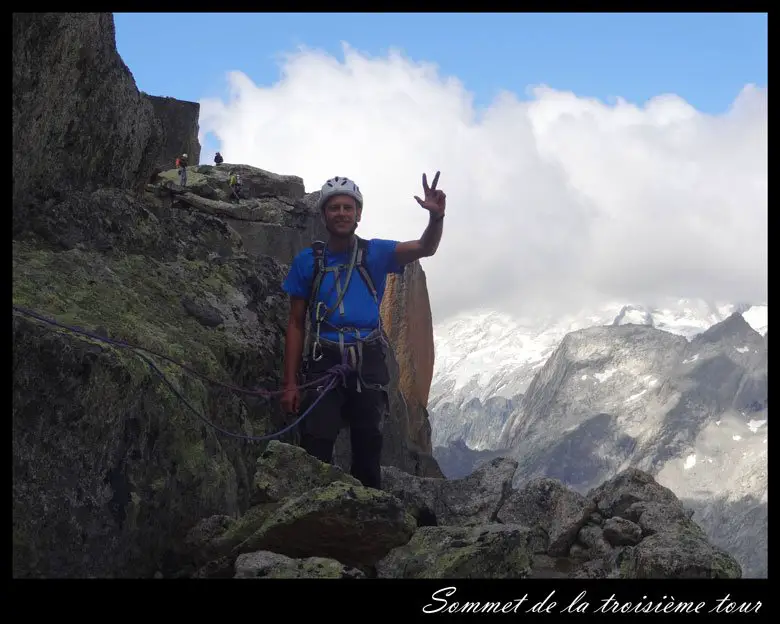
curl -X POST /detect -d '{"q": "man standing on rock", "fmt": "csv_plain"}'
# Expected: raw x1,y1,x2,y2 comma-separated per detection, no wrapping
280,173,446,489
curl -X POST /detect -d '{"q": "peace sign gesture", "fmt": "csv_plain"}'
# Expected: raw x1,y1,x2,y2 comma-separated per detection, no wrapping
414,171,446,219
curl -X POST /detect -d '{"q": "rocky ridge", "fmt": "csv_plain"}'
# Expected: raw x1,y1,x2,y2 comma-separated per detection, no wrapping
181,441,741,579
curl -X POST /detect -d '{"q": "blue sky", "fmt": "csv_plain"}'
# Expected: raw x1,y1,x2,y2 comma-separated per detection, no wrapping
115,11,766,115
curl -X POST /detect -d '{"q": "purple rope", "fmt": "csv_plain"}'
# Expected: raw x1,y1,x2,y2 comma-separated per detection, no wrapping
12,304,351,442
135,348,347,441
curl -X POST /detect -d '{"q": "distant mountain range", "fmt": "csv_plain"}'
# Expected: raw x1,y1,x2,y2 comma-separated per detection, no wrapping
429,300,767,577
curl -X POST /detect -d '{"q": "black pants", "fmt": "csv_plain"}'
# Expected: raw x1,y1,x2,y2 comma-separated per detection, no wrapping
298,339,389,489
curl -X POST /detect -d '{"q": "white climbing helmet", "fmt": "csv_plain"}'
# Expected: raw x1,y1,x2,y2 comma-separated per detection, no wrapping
182,153,188,158
316,176,363,212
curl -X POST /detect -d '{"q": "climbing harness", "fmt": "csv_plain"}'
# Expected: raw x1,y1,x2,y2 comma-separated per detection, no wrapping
11,304,352,443
303,236,389,394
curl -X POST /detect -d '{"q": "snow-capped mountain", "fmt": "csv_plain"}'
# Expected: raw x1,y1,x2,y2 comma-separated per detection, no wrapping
431,300,766,405
496,314,767,577
429,300,767,450
428,306,768,578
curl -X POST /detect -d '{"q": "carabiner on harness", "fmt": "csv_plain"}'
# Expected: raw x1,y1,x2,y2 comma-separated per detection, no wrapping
311,300,329,361
311,340,323,362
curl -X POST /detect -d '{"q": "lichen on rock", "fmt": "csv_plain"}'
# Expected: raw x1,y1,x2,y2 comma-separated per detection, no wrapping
252,440,361,505
619,529,742,579
234,551,365,579
235,481,417,567
376,524,533,579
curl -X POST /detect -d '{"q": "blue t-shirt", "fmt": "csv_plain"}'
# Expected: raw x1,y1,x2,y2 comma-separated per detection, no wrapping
282,238,404,343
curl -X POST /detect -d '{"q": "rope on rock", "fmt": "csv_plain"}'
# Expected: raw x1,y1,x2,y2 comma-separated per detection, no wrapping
12,304,349,442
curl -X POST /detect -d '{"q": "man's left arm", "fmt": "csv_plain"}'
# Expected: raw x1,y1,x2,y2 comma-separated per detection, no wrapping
394,171,447,266
394,213,444,266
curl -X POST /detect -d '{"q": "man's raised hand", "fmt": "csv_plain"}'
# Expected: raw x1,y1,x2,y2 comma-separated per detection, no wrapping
414,171,446,219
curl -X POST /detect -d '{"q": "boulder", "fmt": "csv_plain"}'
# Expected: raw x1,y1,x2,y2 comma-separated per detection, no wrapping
235,481,416,567
586,468,680,518
575,525,614,559
183,514,235,564
234,551,364,579
183,503,282,573
565,468,743,579
151,165,322,264
623,500,697,537
619,530,742,579
195,163,308,200
163,459,743,580
252,440,360,505
602,517,643,546
497,477,593,556
376,524,533,579
380,456,518,526
175,192,297,225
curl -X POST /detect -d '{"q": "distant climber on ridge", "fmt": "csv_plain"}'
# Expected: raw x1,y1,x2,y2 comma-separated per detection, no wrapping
214,151,223,166
176,153,189,186
280,172,446,489
228,170,242,201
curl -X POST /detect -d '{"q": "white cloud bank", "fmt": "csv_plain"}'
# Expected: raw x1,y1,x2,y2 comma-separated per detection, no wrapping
199,44,767,325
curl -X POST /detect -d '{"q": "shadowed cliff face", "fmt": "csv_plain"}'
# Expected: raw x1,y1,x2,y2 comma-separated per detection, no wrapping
12,12,162,203
144,95,202,171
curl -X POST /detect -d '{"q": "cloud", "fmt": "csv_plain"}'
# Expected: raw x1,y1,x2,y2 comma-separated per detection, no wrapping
199,43,767,324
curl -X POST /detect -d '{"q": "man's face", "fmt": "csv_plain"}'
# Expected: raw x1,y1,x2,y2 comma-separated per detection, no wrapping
323,194,360,237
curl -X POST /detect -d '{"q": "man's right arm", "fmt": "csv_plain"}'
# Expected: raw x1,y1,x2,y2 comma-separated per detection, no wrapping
281,250,312,394
282,296,307,388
